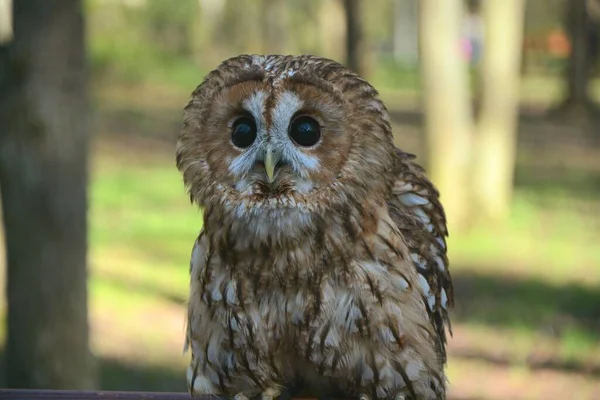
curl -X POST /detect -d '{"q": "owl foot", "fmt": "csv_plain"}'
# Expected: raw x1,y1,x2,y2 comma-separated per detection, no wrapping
233,387,283,400
260,386,283,400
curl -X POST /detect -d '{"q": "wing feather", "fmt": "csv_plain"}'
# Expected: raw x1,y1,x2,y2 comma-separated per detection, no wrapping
387,148,454,363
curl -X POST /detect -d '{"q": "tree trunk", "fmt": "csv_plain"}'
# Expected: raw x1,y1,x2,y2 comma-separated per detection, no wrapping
393,0,419,66
553,0,599,118
419,0,473,231
319,0,346,63
343,0,364,76
568,0,592,104
195,0,225,63
0,0,95,389
0,0,12,44
472,0,525,224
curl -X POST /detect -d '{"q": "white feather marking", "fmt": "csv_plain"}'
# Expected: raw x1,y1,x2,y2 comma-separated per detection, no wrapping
283,147,320,173
272,92,303,131
322,281,335,300
230,149,258,177
210,273,226,302
418,275,430,293
225,353,236,371
206,333,222,364
294,178,314,193
406,360,424,381
417,274,436,311
413,207,431,224
191,240,203,270
378,364,393,382
248,308,263,336
187,367,218,394
210,286,222,302
379,326,395,344
435,256,445,272
361,365,374,383
399,193,429,206
410,253,426,270
436,236,446,249
390,274,410,291
360,260,387,276
289,292,305,324
324,329,341,347
243,90,266,127
225,281,237,306
394,182,413,193
264,58,276,71
367,99,387,114
441,288,448,309
427,295,436,311
229,316,240,332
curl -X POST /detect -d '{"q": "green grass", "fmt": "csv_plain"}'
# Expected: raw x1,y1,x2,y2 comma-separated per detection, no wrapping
90,160,201,265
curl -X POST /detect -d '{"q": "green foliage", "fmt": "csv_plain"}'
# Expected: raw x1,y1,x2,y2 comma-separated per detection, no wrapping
87,0,200,86
371,56,421,90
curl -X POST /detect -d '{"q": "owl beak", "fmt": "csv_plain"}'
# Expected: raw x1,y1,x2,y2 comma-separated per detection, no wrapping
264,144,275,183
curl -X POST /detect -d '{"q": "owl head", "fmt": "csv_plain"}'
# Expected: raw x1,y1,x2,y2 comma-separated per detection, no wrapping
176,55,396,244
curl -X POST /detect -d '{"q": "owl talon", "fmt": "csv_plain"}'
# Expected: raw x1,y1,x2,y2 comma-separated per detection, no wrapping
261,387,283,400
234,394,250,400
394,394,406,400
358,394,370,400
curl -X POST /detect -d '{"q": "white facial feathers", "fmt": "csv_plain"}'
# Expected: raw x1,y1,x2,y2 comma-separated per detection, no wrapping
271,92,320,179
227,89,321,183
228,91,268,178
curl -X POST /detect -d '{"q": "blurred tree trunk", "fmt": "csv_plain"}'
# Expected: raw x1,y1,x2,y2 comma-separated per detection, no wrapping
343,0,365,76
472,0,526,223
554,0,600,118
419,0,473,231
393,0,419,66
195,0,225,63
0,0,95,389
261,0,287,54
319,0,346,63
0,0,12,44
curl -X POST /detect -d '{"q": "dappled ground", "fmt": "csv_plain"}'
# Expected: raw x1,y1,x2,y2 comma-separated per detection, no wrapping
1,80,600,399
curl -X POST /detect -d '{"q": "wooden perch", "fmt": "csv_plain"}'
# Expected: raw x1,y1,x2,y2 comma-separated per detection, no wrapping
0,390,193,400
0,390,323,400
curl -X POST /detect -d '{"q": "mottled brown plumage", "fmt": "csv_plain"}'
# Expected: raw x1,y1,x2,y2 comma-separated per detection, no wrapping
176,54,453,400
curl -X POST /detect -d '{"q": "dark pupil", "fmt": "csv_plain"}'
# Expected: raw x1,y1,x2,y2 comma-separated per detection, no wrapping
231,117,257,148
289,116,321,147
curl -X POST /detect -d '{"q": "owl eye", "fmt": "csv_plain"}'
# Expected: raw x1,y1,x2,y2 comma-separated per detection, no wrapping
231,116,257,149
289,116,321,147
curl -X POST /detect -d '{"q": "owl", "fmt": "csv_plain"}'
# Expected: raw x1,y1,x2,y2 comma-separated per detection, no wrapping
176,55,453,400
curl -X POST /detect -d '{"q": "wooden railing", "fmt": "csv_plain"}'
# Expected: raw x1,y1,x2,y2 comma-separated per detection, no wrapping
0,390,194,400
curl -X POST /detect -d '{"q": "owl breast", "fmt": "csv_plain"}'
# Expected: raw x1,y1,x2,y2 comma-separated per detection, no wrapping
186,203,443,399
